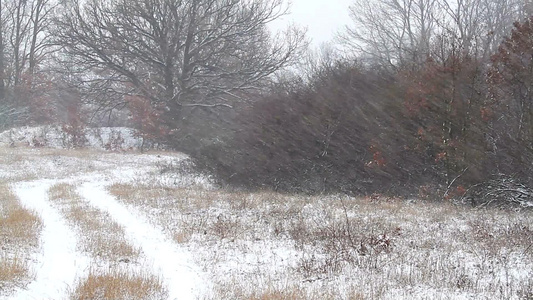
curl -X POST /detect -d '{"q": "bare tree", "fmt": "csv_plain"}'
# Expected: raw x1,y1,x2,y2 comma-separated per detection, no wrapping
10,0,31,86
340,0,527,68
339,0,440,69
28,0,55,83
0,0,55,126
436,0,525,60
55,0,306,125
478,0,526,59
0,0,55,87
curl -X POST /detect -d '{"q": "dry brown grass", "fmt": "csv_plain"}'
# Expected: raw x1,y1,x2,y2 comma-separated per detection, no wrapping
0,184,41,289
107,180,532,299
0,146,101,182
0,146,95,161
0,184,42,246
0,147,26,164
48,183,139,261
172,229,192,244
49,183,77,201
109,183,301,215
0,255,30,284
0,148,38,183
109,183,217,211
212,281,367,300
213,282,307,300
39,147,101,158
109,183,285,243
0,206,42,244
70,268,166,300
245,290,306,300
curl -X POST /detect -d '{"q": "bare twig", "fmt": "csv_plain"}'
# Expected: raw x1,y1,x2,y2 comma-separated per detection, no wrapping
444,166,469,198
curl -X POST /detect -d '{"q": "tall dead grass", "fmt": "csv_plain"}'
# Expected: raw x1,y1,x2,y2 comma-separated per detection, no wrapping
0,184,42,289
0,255,29,286
70,268,167,300
49,183,167,299
110,181,533,299
108,183,293,243
48,183,139,261
211,280,366,300
109,183,296,212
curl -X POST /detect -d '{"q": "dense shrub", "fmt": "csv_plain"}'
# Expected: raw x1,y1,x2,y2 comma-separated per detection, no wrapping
193,63,433,195
187,18,533,203
487,17,533,187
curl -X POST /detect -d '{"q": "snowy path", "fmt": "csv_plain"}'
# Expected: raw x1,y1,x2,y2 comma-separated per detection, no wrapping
78,181,205,300
7,181,90,300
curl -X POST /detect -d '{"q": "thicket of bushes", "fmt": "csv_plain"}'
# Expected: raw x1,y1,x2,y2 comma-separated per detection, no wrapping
192,63,449,196
194,64,407,195
190,19,533,205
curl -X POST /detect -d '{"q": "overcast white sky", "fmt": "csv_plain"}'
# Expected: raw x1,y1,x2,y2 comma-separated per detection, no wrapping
269,0,354,48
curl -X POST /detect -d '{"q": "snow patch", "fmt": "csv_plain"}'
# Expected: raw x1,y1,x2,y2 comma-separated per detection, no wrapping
0,125,153,150
78,181,208,300
7,181,90,300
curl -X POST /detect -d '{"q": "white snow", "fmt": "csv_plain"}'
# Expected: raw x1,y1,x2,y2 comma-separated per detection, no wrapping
78,181,206,300
0,145,209,299
0,126,151,150
0,136,530,300
7,181,90,300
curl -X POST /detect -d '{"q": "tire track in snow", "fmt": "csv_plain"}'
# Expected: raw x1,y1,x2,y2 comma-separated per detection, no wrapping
7,181,90,300
78,181,206,300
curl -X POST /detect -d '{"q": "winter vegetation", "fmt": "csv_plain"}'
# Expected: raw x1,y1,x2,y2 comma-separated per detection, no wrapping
0,184,42,292
0,144,531,299
0,0,532,299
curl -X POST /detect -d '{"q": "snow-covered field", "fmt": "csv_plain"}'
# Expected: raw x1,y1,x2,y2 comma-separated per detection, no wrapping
0,125,154,151
0,127,532,299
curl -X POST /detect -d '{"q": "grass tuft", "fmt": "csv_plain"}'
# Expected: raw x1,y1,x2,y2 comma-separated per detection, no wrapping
48,183,140,261
0,184,41,291
0,255,29,284
71,268,167,300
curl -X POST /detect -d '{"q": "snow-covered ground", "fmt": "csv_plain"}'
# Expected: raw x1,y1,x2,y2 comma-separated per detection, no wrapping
0,127,531,299
0,146,209,299
0,125,154,151
79,182,205,300
11,181,91,300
